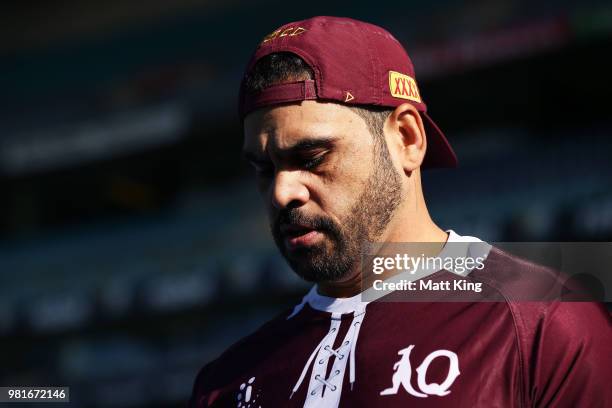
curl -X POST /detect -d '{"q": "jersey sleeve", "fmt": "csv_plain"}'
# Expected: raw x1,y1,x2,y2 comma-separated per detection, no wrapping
529,301,612,407
188,361,217,408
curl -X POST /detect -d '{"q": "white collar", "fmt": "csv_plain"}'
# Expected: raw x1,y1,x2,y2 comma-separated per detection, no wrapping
302,284,366,315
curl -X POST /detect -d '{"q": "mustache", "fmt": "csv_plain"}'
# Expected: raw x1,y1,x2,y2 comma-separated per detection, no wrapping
272,208,337,236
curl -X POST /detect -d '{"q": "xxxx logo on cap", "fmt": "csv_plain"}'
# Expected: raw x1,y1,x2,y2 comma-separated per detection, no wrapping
389,71,422,103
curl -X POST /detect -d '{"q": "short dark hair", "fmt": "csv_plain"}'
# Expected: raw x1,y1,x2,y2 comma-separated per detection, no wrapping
243,52,394,144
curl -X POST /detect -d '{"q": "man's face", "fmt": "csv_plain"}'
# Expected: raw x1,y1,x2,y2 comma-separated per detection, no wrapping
243,101,402,283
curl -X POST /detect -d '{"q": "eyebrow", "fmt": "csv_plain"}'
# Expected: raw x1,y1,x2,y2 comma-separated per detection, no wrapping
242,136,339,163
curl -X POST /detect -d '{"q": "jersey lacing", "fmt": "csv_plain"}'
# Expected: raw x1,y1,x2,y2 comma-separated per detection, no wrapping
289,305,367,401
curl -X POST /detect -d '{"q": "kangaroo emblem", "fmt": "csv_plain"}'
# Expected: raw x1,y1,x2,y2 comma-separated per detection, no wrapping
380,345,427,397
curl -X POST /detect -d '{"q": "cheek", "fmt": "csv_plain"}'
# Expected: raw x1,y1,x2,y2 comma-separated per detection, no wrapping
313,149,374,219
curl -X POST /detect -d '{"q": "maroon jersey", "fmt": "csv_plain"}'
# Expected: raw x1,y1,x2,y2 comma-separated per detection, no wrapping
189,236,612,407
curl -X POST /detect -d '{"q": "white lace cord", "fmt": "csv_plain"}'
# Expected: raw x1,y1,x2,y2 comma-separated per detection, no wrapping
324,345,344,359
313,372,340,392
289,323,337,399
289,304,368,400
349,306,366,390
309,307,367,395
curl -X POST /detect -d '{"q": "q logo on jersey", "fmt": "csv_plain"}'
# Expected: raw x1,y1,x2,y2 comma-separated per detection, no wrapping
380,345,460,398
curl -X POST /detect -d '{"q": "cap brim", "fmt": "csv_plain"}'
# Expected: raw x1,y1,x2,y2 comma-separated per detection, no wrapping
421,111,458,169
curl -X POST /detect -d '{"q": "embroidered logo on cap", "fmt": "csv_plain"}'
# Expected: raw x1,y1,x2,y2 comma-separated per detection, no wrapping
260,26,307,45
389,71,422,103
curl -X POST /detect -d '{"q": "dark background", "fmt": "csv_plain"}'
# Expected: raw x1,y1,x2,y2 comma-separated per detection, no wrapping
1,0,611,406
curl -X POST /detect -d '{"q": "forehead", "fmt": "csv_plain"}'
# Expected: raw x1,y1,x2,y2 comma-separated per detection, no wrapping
243,100,367,152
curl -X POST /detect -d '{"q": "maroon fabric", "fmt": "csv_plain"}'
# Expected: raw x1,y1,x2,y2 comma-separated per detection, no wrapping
238,16,458,169
243,80,318,110
189,248,612,407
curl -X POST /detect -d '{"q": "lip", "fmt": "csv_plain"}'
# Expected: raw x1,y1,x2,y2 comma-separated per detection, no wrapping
280,223,314,236
280,224,323,250
285,230,322,250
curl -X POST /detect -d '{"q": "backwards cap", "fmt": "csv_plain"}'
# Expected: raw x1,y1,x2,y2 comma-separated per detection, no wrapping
238,16,457,169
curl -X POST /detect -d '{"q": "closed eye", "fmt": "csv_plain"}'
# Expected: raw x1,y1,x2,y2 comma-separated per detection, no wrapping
300,154,326,170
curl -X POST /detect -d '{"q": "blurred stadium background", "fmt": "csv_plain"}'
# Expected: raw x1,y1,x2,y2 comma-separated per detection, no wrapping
1,0,611,406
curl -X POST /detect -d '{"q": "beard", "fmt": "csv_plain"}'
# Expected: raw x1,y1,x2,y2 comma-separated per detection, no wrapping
271,141,403,283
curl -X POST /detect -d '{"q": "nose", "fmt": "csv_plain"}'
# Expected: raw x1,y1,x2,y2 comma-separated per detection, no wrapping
270,170,310,210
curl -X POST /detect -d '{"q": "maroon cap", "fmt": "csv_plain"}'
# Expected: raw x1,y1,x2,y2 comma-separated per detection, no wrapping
238,16,457,169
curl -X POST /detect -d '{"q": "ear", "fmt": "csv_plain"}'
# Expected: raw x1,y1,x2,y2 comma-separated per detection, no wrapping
384,103,427,173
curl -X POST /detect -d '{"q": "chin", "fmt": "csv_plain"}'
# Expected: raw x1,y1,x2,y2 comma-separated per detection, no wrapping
293,259,356,284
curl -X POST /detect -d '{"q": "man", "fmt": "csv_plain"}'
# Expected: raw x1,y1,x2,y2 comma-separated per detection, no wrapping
190,16,611,407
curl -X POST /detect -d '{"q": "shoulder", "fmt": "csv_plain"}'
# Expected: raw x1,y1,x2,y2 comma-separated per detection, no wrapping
472,246,576,303
467,246,612,405
471,246,610,326
189,306,296,403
